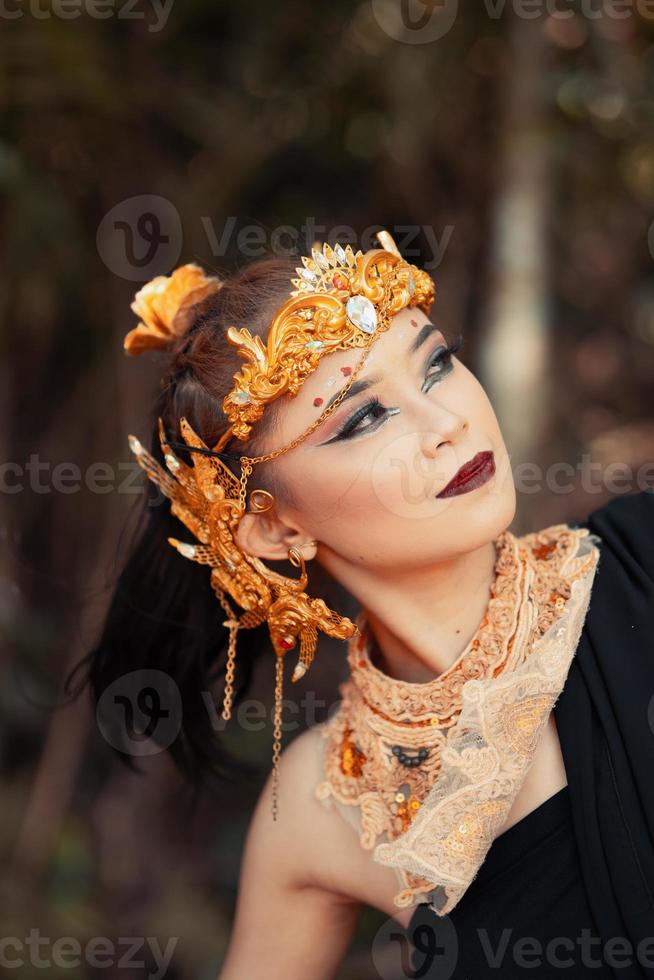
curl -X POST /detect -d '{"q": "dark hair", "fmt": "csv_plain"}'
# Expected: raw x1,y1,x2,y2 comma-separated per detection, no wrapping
67,255,303,787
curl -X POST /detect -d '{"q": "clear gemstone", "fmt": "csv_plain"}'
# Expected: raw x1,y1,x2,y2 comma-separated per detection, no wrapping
346,295,377,334
178,543,197,559
233,391,251,404
128,435,144,456
407,276,415,295
305,340,324,351
312,248,329,270
165,453,180,471
335,244,346,263
300,268,317,281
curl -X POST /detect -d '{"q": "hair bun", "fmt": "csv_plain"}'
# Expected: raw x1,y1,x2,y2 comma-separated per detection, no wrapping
124,263,223,356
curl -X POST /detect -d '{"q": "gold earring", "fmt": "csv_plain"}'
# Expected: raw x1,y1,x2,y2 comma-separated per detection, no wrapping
249,488,274,513
288,542,317,567
287,545,305,568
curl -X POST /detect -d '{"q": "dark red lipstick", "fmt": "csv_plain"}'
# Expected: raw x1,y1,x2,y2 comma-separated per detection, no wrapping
436,450,495,499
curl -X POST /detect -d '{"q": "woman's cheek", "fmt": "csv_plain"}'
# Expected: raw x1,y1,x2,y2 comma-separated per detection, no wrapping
364,434,445,522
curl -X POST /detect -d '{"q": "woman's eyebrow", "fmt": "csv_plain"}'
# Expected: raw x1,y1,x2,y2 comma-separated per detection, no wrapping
410,321,441,355
323,377,379,413
321,323,443,413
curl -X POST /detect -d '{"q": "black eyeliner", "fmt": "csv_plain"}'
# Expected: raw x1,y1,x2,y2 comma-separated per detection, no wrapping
330,396,386,442
323,335,464,445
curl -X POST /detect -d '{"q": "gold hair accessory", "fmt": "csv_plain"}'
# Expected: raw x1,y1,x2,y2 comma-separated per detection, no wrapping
124,262,223,356
124,230,436,818
220,230,434,443
127,418,356,818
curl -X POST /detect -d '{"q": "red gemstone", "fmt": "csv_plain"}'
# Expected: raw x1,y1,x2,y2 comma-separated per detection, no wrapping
340,366,352,376
280,636,295,650
313,397,323,407
332,273,348,290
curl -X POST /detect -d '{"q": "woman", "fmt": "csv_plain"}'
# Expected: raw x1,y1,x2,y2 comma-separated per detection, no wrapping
80,233,654,979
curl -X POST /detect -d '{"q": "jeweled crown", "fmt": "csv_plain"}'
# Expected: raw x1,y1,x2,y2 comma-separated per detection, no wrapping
222,230,435,440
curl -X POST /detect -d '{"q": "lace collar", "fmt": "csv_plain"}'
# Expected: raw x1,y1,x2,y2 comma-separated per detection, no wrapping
315,522,601,915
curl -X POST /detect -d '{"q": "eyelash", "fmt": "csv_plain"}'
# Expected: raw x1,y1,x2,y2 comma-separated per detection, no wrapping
331,335,464,443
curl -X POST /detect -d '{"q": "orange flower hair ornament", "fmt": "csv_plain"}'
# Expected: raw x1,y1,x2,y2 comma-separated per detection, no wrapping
124,231,436,817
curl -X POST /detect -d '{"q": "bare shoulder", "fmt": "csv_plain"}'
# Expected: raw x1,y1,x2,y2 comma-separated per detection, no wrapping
246,723,403,912
218,725,363,980
244,722,342,891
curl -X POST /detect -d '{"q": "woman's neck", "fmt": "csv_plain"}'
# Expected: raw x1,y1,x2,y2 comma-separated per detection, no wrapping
332,538,500,684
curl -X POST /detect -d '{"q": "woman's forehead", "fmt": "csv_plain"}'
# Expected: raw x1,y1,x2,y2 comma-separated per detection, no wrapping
299,307,442,396
269,307,445,444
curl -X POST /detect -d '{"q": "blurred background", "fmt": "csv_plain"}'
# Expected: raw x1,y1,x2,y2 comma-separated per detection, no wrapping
3,1,654,977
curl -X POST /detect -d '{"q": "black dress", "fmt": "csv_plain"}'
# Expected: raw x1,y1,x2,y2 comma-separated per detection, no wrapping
407,490,654,980
408,785,615,978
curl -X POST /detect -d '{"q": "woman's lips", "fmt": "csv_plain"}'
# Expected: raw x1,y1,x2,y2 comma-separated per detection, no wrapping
436,450,496,499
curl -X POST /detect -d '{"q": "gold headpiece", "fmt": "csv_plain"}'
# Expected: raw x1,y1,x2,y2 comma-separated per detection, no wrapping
124,230,436,817
221,231,434,442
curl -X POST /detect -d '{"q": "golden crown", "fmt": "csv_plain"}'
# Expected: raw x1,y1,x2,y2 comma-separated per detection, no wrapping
222,231,435,441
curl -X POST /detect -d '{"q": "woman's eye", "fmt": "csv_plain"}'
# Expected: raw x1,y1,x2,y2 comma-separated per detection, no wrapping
338,399,388,440
424,346,455,386
329,337,461,444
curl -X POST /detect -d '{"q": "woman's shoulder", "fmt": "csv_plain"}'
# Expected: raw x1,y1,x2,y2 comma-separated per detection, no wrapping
237,724,335,889
243,720,375,897
250,721,344,860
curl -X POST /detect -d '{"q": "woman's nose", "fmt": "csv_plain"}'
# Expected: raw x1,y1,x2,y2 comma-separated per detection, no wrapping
419,410,468,459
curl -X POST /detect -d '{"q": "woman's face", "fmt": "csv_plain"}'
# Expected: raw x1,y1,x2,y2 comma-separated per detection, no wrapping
248,306,516,574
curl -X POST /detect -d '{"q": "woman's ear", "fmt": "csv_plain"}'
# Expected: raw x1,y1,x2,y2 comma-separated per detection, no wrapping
235,510,317,562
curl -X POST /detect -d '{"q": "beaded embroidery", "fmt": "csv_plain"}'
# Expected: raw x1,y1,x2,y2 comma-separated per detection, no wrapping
314,523,600,915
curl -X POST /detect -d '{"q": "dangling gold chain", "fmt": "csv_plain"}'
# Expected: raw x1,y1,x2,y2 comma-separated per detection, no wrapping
216,590,239,721
271,651,284,821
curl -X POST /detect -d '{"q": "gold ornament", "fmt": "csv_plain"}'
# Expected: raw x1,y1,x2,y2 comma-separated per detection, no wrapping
219,231,435,442
128,417,356,819
124,230,437,819
124,263,223,356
